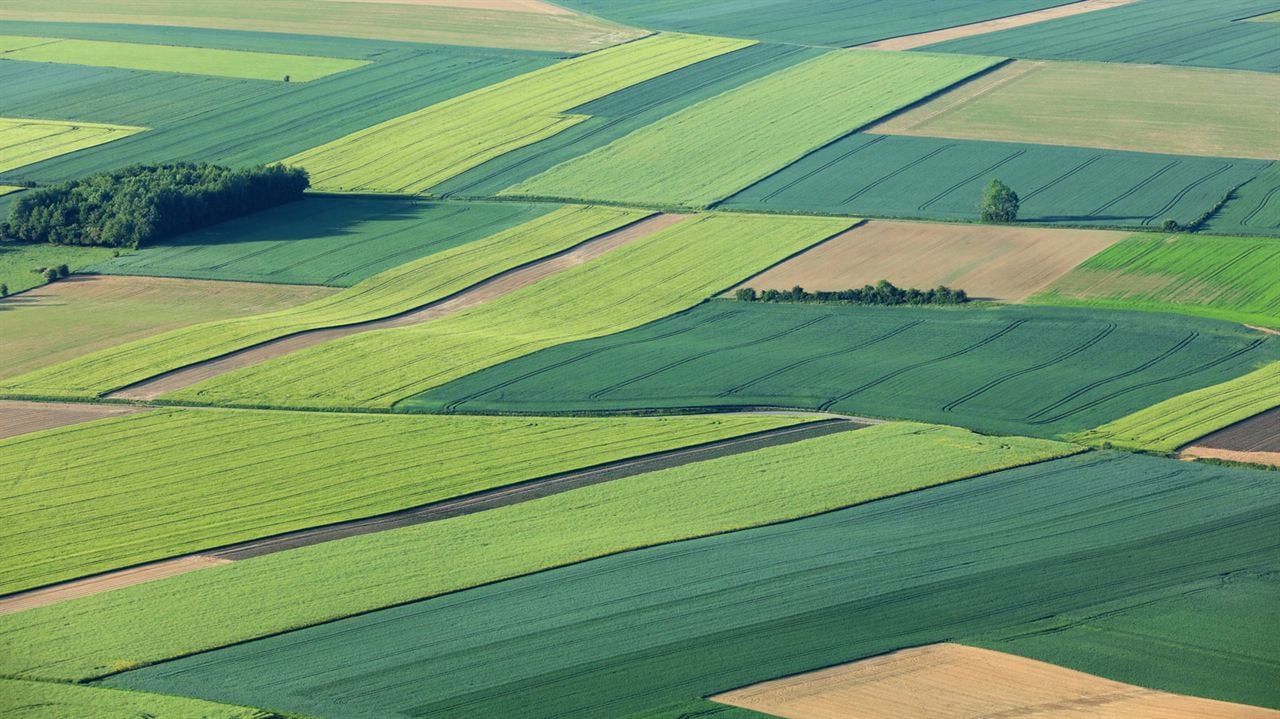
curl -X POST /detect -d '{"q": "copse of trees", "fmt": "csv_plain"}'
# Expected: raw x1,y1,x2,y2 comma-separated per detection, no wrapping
735,280,969,306
980,178,1019,223
2,162,309,248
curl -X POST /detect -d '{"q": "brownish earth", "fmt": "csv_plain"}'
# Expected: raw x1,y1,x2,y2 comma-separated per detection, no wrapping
712,643,1280,719
1181,407,1280,467
733,220,1125,302
0,555,229,616
317,0,573,14
0,400,147,441
859,0,1137,51
108,213,688,401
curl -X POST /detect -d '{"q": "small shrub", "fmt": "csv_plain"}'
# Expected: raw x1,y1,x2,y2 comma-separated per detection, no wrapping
42,267,59,282
56,263,70,278
0,283,8,297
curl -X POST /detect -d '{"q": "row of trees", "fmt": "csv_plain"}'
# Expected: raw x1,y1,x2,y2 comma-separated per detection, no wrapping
735,280,969,306
1,162,309,248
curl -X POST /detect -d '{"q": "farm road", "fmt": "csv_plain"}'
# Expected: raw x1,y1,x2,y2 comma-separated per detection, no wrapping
107,212,688,401
858,0,1138,51
0,415,866,613
0,400,147,441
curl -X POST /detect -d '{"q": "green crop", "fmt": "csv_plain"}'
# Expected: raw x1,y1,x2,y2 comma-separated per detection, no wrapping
0,242,115,296
0,679,277,719
0,117,144,174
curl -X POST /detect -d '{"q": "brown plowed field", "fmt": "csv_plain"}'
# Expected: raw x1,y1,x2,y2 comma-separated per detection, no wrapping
1181,408,1280,467
858,0,1137,51
712,643,1280,719
733,220,1124,302
0,400,147,441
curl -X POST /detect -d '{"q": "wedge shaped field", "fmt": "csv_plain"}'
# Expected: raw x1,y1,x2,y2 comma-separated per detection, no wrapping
103,452,1280,717
0,206,643,399
506,50,1003,208
1033,233,1280,329
0,678,274,719
0,34,368,81
0,117,143,175
407,302,1280,438
167,213,856,410
288,33,752,194
0,422,1075,681
1204,162,1280,237
0,408,799,596
91,198,555,286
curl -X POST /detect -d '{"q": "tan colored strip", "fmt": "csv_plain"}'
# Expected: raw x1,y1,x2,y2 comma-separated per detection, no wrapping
1181,446,1280,468
0,400,147,441
316,0,573,14
858,0,1139,51
0,556,230,615
713,643,1280,719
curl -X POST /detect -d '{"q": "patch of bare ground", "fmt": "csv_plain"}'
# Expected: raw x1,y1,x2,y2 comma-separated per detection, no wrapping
733,220,1124,302
712,643,1280,719
0,556,229,616
1181,408,1280,467
0,400,147,441
316,0,572,14
108,213,688,401
859,0,1138,51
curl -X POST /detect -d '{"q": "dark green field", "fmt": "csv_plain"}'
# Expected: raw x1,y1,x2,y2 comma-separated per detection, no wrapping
405,302,1279,438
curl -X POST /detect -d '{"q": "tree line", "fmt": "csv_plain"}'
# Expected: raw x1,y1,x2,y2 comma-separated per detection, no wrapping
1,162,309,248
735,280,969,306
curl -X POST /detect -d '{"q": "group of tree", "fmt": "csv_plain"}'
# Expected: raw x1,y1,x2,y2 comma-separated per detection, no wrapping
735,280,969,306
980,178,1019,223
1,162,309,248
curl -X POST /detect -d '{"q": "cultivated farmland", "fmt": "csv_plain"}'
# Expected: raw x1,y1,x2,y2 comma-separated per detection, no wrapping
167,213,855,409
0,206,643,399
735,220,1125,302
505,50,1002,207
101,452,1280,717
1203,163,1280,236
0,678,276,719
0,422,1074,681
408,302,1280,438
873,60,1280,160
0,408,797,595
1182,408,1280,467
0,241,115,295
288,33,752,194
0,117,143,174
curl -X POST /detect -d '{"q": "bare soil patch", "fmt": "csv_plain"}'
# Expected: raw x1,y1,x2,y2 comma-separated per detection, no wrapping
0,556,228,615
317,0,572,15
734,220,1124,302
712,643,1280,718
859,0,1138,51
1181,408,1280,467
0,400,146,441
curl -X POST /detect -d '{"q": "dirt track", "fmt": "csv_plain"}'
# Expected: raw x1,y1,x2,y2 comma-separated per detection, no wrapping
858,0,1138,50
0,400,147,441
0,416,862,613
318,0,573,14
712,643,1280,718
108,213,687,401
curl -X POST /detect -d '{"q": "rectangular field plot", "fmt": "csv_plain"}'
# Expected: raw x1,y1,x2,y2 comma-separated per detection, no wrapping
91,198,554,286
873,60,1280,160
723,133,1271,229
101,452,1280,717
407,302,1280,439
0,242,115,296
506,50,1002,208
0,117,143,174
288,33,751,194
0,34,368,81
0,408,797,596
922,0,1280,73
1033,233,1280,329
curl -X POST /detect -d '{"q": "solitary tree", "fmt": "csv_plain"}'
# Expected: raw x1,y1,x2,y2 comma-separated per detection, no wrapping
42,267,59,283
0,283,8,297
980,179,1019,223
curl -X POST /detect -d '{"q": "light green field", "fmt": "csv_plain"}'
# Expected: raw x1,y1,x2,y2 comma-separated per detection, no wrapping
0,408,796,596
0,422,1077,681
0,242,115,295
170,212,857,409
0,205,643,399
0,34,368,81
288,33,751,193
0,117,144,175
1032,233,1280,329
0,185,21,196
505,50,1001,207
1072,361,1280,452
1248,10,1280,21
0,679,275,719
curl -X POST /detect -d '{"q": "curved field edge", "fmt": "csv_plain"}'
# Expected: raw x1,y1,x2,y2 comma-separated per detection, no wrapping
0,205,645,400
0,678,281,719
1071,361,1280,452
0,422,1078,681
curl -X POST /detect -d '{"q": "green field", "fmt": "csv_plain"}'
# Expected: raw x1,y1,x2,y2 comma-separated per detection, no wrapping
1203,162,1280,236
408,302,1280,438
0,205,642,399
290,33,751,194
168,213,855,409
1032,233,1280,329
0,116,143,174
102,452,1280,716
0,679,277,719
0,408,796,595
1073,361,1280,452
91,197,555,286
0,241,115,294
506,50,1002,208
0,185,21,196
0,422,1074,681
0,34,368,81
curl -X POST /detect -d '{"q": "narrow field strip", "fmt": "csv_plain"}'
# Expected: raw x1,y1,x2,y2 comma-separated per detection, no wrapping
0,117,144,174
0,400,146,441
1180,407,1280,468
505,50,1003,208
0,242,116,296
0,422,1074,681
0,408,798,597
0,34,368,81
0,205,645,399
0,678,275,719
289,33,751,193
858,0,1137,51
